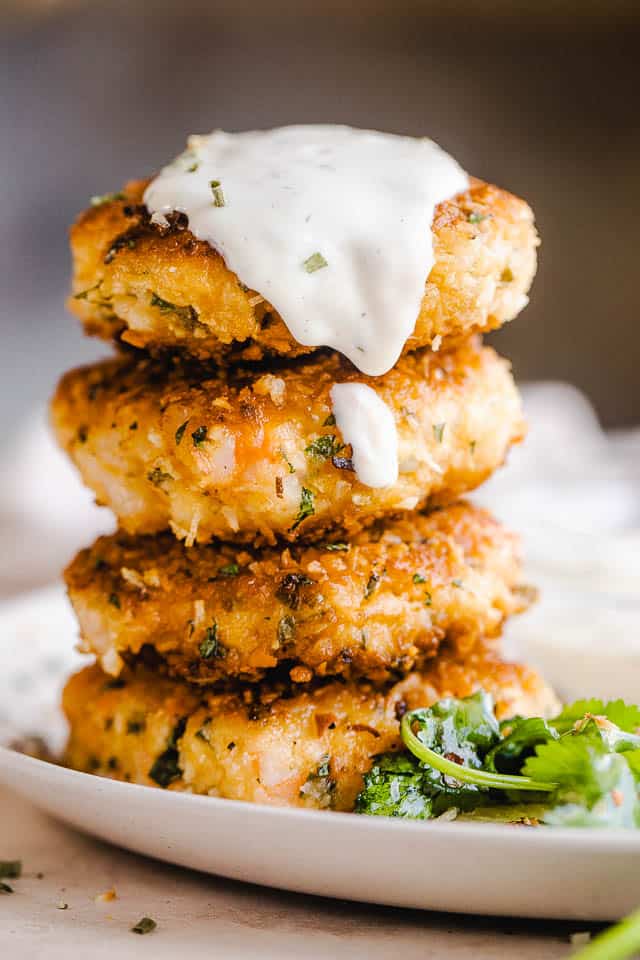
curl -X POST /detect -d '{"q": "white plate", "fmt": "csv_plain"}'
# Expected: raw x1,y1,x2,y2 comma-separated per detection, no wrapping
1,585,639,922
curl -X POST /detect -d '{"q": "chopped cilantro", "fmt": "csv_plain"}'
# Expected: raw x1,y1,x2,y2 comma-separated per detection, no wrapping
147,466,173,487
305,435,343,459
175,420,189,446
150,293,198,328
218,562,239,578
131,917,157,935
467,211,487,224
364,572,380,599
199,623,225,660
324,542,349,552
412,573,426,584
148,718,187,787
290,487,315,530
323,413,336,426
191,425,208,447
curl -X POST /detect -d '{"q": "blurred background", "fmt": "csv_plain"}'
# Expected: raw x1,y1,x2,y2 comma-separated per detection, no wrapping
0,0,639,601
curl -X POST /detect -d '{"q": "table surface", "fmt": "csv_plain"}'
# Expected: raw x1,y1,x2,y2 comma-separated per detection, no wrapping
1,785,596,959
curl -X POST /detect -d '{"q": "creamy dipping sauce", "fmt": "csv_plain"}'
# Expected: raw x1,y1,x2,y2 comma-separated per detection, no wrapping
330,383,398,488
144,125,468,377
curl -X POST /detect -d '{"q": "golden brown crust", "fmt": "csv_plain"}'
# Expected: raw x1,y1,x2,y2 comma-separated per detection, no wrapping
63,651,557,811
68,177,537,361
50,340,525,545
65,502,529,685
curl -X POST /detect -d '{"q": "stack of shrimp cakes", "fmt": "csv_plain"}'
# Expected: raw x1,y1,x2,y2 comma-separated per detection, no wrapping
52,171,554,811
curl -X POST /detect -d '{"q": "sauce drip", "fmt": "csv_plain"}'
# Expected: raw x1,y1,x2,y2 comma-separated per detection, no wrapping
330,383,398,489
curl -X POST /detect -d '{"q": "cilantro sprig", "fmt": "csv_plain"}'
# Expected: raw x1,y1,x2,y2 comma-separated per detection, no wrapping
356,692,640,829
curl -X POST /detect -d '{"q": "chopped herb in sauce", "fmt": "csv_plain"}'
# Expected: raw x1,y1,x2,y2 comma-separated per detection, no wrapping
467,211,487,224
191,425,208,447
324,542,349,552
218,562,239,578
452,579,464,589
290,487,315,530
73,281,102,301
424,592,432,606
323,413,336,427
108,593,121,609
0,861,21,879
277,615,296,644
413,573,427,584
131,917,157,935
303,252,328,273
210,180,225,207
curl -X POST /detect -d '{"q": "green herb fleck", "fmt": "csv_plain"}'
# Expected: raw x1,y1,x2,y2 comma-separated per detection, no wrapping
432,422,446,443
424,591,432,606
210,180,225,207
324,543,349,553
468,211,487,224
148,718,187,787
452,579,464,589
413,573,426,584
147,466,173,487
199,623,225,660
187,162,199,173
364,572,380,599
303,252,328,273
131,917,157,935
150,293,198,328
323,413,336,427
91,191,125,207
73,281,102,301
290,487,315,531
277,615,296,645
175,420,189,446
276,574,314,610
305,435,343,460
108,593,121,609
218,563,239,578
280,450,296,474
0,861,21,879
191,425,208,448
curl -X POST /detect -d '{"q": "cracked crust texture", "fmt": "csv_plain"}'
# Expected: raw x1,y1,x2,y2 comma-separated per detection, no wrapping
65,502,530,685
51,339,525,545
63,651,557,811
68,177,538,361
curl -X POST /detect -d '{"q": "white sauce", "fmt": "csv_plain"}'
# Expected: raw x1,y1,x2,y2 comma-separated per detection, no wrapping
144,125,468,377
330,383,398,488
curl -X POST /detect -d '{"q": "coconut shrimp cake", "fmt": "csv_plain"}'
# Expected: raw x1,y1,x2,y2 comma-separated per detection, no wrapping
66,502,530,685
51,340,525,545
63,650,556,811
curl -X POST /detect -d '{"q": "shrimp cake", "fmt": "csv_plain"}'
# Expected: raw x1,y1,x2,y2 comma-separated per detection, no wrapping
51,340,525,545
63,650,557,811
69,178,537,361
66,502,530,685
